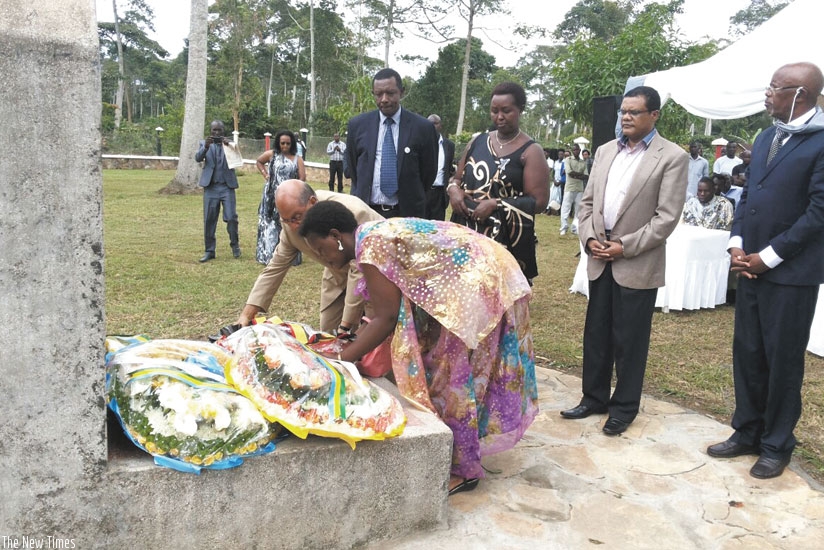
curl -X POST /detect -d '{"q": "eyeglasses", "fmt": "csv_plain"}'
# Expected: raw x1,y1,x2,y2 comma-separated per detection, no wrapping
618,109,651,117
765,85,802,95
280,212,304,225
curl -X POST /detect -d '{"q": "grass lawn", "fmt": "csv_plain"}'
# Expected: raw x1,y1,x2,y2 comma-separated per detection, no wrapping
103,169,824,482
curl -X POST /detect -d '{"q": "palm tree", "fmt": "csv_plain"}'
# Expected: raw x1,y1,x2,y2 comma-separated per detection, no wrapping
162,0,208,194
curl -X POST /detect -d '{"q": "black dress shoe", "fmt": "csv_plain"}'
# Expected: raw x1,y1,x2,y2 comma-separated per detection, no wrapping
448,478,479,496
750,456,790,479
560,404,607,419
232,247,241,258
707,439,760,458
199,253,215,263
602,417,630,436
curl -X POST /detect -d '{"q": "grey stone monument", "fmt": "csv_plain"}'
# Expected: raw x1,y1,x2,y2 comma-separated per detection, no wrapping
0,0,109,542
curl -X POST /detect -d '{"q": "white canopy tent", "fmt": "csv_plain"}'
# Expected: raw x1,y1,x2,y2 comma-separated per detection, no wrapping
628,0,824,120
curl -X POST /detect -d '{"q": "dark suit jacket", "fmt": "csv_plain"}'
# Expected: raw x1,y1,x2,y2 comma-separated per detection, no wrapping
731,124,824,286
196,140,239,189
346,107,439,218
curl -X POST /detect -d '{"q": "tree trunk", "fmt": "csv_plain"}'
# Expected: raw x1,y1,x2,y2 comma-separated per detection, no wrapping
383,0,394,67
233,61,243,134
161,0,208,195
267,36,275,118
112,0,125,129
309,0,316,134
455,4,475,136
290,38,301,118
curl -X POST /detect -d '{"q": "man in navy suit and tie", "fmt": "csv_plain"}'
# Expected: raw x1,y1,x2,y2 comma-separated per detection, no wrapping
708,62,824,479
195,120,240,262
346,68,439,218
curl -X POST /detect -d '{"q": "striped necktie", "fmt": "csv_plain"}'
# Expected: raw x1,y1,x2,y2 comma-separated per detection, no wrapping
380,118,398,196
767,128,789,165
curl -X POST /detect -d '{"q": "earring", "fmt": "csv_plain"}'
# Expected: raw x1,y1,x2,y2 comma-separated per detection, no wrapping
337,240,343,251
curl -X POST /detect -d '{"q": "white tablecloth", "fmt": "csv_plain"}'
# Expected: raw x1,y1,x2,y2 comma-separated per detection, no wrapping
569,224,731,311
808,287,824,357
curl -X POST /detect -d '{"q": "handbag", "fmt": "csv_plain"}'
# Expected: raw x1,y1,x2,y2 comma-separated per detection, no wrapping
357,335,392,378
355,317,393,378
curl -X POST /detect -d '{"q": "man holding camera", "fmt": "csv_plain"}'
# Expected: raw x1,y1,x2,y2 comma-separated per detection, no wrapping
195,120,240,262
326,133,346,192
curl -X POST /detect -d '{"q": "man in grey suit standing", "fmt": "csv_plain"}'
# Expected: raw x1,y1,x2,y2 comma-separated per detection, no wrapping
195,120,240,262
561,86,688,435
346,68,439,218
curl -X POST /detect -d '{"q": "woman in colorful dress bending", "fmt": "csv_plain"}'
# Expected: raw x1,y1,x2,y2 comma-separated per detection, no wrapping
298,201,539,496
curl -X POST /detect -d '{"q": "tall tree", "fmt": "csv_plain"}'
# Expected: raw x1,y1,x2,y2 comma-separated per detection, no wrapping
162,0,209,194
358,0,430,67
112,0,127,128
99,0,168,125
551,0,716,143
553,0,635,43
210,0,268,134
515,45,565,141
405,38,496,136
453,0,506,135
729,0,789,37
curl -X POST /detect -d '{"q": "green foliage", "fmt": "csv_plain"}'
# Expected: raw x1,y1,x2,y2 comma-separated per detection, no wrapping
98,0,171,123
551,0,718,140
403,37,497,137
729,0,789,37
326,76,375,130
553,0,635,43
103,122,161,156
712,111,773,147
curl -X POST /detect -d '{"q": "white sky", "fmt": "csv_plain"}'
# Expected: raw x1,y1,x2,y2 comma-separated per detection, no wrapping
95,0,751,77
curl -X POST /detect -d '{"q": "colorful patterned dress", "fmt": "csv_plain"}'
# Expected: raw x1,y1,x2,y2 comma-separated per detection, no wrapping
355,218,539,479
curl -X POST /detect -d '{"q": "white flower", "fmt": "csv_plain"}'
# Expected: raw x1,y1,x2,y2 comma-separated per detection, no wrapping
172,411,199,436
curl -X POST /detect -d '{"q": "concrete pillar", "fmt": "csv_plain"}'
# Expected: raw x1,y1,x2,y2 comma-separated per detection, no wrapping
0,0,107,539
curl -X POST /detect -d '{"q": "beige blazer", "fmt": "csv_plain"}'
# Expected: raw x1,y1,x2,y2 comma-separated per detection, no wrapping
245,190,384,326
578,132,688,289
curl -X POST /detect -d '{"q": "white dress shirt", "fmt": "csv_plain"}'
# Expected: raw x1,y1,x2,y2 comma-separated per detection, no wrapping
370,109,401,205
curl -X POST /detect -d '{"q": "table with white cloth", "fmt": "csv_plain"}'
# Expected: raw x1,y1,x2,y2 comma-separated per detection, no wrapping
569,224,731,311
808,287,823,357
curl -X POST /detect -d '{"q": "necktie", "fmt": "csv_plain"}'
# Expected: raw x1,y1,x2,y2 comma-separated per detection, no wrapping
380,118,398,196
767,128,789,165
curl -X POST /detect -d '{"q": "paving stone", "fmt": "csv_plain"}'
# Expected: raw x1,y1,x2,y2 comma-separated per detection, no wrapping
370,367,824,548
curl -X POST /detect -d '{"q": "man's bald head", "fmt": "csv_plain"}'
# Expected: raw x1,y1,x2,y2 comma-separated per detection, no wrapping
275,180,317,228
774,62,824,113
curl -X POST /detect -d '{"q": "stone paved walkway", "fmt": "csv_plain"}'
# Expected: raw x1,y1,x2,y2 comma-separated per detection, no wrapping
369,367,824,549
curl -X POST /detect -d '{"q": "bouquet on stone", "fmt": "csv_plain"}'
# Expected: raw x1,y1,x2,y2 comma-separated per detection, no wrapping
106,338,277,473
219,321,406,448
